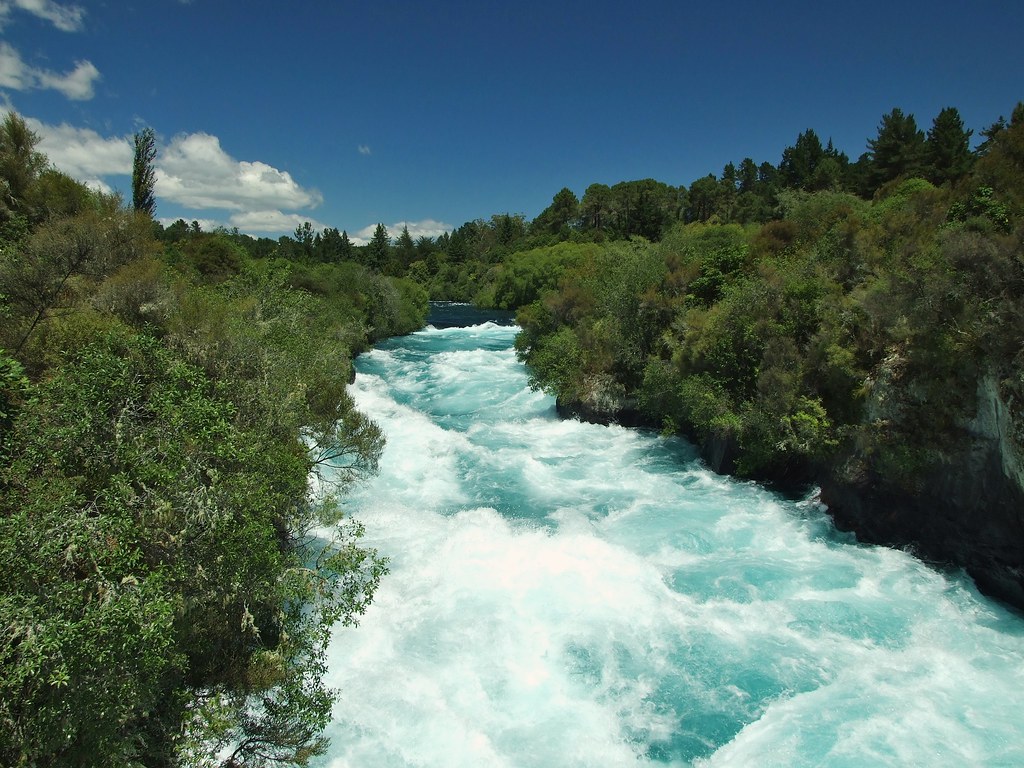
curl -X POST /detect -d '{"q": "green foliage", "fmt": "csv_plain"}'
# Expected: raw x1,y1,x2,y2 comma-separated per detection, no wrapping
659,222,751,308
0,111,48,223
181,233,249,282
780,129,826,190
132,127,158,218
867,107,927,190
0,349,27,464
925,107,973,186
1,320,387,765
0,123,405,765
947,186,1012,233
487,241,598,309
532,187,580,234
522,326,584,399
0,207,153,361
26,169,96,221
774,189,868,246
366,223,390,272
514,98,1024,487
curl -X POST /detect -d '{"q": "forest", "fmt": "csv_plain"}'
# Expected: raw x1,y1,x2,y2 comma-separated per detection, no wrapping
2,99,1023,764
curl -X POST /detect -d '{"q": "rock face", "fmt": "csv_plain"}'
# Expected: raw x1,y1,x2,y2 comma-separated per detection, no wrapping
821,374,1024,609
555,374,648,427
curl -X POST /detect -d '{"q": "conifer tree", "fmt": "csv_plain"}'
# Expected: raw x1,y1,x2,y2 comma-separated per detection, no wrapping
367,223,390,272
131,127,157,218
867,108,926,191
925,107,973,185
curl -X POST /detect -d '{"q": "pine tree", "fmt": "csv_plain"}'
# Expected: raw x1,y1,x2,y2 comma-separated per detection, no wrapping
925,107,973,185
866,108,926,192
367,223,390,272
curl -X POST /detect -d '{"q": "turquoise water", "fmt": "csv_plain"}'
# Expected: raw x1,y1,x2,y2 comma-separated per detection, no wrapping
317,320,1024,767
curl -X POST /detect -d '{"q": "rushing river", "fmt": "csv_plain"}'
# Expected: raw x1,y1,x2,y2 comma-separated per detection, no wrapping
316,308,1024,767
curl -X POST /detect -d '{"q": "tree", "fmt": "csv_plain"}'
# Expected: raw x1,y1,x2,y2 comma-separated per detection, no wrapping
0,112,47,222
366,223,390,272
779,129,825,190
532,187,580,235
0,208,150,356
0,328,386,766
925,106,973,186
293,221,314,259
737,158,759,193
395,225,416,271
606,179,678,239
686,175,721,222
315,227,345,263
131,127,157,218
867,108,926,191
581,183,612,231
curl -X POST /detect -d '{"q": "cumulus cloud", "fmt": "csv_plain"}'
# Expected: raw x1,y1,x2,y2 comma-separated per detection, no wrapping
228,210,329,235
358,144,371,156
350,219,452,245
156,132,323,212
0,42,99,99
0,0,85,32
26,117,133,179
18,116,324,236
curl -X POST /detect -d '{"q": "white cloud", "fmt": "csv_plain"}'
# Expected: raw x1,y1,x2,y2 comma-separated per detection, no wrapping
228,210,328,235
18,116,325,233
26,118,133,178
38,58,97,99
157,216,222,232
0,0,85,32
0,42,99,100
350,219,452,245
156,132,322,212
358,144,371,156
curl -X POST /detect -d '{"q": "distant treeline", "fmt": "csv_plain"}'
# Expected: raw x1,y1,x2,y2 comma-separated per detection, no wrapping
220,103,987,302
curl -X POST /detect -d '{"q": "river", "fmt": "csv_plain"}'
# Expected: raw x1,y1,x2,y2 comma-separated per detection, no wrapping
315,309,1024,767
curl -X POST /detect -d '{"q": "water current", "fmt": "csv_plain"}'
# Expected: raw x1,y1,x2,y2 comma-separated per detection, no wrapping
316,307,1024,767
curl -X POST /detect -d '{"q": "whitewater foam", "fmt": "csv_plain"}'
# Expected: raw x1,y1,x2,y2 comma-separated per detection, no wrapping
317,321,1024,767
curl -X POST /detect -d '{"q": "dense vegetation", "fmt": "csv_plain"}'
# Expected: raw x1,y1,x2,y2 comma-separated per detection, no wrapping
284,101,1015,495
3,96,1022,762
0,113,426,766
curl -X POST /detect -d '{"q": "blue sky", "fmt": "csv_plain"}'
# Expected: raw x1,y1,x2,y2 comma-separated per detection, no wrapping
2,0,1022,242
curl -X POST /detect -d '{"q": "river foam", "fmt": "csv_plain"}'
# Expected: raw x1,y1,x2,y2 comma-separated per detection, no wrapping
317,321,1024,767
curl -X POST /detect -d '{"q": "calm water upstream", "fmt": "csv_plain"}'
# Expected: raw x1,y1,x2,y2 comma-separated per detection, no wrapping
315,308,1024,767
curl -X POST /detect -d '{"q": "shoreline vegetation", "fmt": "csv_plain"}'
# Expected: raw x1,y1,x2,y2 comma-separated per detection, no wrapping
2,98,1023,763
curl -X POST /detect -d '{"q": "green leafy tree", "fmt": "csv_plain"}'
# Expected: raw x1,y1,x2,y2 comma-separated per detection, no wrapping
0,329,387,766
581,183,612,231
0,112,47,222
315,226,351,263
685,175,721,222
132,127,158,218
0,208,150,358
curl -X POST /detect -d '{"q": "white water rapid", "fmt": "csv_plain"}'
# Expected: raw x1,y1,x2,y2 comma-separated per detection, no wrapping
316,316,1024,767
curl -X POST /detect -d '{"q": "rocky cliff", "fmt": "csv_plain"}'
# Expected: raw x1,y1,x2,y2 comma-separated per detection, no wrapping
821,373,1024,609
